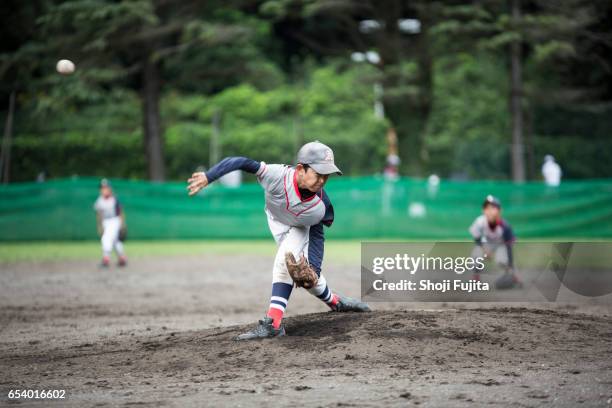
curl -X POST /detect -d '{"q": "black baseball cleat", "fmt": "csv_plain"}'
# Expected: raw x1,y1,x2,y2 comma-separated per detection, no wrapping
332,295,371,312
234,317,286,341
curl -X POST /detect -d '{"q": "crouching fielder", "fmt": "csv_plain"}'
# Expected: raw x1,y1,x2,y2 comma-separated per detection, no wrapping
187,141,370,340
94,179,127,268
469,195,520,287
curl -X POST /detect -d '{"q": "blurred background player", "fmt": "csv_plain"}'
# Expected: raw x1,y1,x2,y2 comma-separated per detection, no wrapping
383,127,400,181
542,154,562,187
382,128,400,216
187,141,370,340
469,195,520,287
94,179,127,268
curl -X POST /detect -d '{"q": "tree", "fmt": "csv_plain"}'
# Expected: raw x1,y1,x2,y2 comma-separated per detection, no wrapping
0,0,48,183
430,0,598,181
4,0,258,181
261,0,441,175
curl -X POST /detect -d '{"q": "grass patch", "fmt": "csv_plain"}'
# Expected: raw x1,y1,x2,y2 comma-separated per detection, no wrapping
1,240,609,267
0,240,363,264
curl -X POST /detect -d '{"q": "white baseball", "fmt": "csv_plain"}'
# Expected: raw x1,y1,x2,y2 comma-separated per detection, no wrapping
56,59,75,75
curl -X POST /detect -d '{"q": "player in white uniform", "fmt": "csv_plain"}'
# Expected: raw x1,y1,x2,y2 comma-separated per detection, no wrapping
93,179,127,268
542,154,562,187
187,141,370,340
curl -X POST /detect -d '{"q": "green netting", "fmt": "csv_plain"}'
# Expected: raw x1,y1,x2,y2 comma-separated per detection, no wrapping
1,177,611,241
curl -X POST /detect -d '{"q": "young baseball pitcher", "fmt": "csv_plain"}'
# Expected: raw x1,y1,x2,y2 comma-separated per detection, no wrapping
187,141,370,340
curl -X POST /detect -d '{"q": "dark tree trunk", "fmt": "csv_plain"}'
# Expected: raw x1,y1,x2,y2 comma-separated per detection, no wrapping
142,56,166,181
0,91,16,184
510,0,526,182
525,105,535,180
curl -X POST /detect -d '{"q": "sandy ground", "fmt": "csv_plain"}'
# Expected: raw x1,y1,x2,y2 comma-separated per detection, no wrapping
1,253,611,407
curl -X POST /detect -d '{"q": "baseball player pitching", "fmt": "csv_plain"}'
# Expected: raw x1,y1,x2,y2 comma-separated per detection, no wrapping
187,141,371,340
469,195,521,288
93,179,127,268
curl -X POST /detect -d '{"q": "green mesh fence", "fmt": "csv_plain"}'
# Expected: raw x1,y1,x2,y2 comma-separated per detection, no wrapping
1,176,611,241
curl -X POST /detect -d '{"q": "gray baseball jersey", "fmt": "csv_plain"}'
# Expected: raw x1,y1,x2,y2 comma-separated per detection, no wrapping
469,215,514,245
256,162,326,227
94,196,121,219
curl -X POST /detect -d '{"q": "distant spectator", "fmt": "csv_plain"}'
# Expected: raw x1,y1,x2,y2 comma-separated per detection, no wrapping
384,154,400,180
427,174,440,198
542,155,562,187
383,127,400,181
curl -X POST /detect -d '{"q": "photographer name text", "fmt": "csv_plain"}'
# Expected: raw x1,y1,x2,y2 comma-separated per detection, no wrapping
372,279,489,292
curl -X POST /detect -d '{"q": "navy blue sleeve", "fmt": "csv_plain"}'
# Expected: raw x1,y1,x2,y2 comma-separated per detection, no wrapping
502,221,515,268
115,200,121,216
308,189,334,276
205,157,261,183
502,222,515,243
308,222,325,277
320,189,334,227
506,243,514,268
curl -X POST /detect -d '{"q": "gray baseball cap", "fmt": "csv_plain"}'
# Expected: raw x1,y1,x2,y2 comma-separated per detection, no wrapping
297,141,342,175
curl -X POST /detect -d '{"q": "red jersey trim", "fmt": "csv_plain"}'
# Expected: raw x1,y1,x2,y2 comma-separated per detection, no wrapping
283,173,322,216
256,163,268,179
292,171,317,202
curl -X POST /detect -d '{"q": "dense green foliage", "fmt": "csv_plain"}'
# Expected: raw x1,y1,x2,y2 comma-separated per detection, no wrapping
11,64,388,179
1,0,611,181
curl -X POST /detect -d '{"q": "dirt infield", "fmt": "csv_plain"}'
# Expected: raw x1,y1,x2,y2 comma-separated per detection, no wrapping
1,254,611,407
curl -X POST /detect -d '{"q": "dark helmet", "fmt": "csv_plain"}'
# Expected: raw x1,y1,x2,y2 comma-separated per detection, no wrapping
482,195,501,208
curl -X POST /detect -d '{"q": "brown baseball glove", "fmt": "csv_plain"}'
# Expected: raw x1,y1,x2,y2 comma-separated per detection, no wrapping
285,252,318,289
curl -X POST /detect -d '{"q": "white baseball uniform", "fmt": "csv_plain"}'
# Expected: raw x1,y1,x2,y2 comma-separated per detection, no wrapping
93,195,124,257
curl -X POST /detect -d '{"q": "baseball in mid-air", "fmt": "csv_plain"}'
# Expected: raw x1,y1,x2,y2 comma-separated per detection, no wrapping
56,59,75,75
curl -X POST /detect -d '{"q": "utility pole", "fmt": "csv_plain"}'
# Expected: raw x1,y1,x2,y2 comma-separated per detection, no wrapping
210,109,221,168
510,0,526,182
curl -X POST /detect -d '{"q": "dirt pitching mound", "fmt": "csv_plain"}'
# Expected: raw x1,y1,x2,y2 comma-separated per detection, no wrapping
3,308,611,407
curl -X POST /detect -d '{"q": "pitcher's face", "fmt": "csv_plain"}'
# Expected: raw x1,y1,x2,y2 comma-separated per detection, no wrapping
296,164,329,192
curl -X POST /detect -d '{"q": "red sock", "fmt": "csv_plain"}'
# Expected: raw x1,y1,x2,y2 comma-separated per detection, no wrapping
266,307,284,329
327,293,339,309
